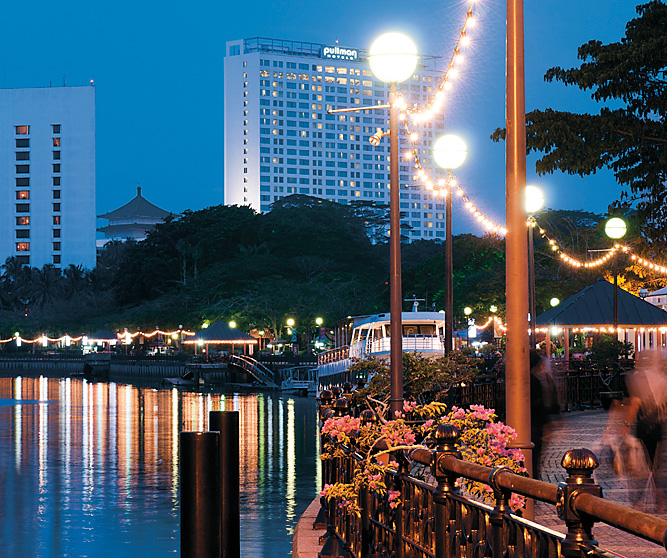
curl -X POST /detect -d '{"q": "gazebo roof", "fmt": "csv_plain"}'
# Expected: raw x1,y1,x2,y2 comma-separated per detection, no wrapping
183,321,258,344
536,277,667,328
88,329,118,341
98,187,173,220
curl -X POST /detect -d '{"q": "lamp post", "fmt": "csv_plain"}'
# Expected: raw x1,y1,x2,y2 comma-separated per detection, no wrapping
464,307,472,347
369,32,418,417
605,217,627,334
525,185,544,350
433,135,467,355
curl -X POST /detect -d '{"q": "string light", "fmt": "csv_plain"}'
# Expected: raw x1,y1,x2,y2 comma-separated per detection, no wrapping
0,328,195,344
407,1,477,120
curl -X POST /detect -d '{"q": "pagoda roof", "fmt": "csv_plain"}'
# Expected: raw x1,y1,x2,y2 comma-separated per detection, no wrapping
98,187,173,220
183,321,258,345
97,223,156,235
536,277,667,328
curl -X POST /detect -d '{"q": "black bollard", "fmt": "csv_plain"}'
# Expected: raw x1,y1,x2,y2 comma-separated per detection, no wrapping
209,411,240,558
180,431,221,558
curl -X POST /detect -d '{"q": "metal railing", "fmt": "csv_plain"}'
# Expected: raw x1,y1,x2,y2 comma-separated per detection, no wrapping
317,408,667,558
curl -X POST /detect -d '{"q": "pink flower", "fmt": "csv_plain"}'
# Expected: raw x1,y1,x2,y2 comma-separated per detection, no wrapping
388,490,401,509
320,484,332,497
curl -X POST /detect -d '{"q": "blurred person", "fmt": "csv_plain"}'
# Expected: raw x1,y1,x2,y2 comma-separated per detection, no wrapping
530,349,558,479
624,351,667,510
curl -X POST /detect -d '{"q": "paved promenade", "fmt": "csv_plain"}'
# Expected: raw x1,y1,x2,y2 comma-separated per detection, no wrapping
294,408,667,557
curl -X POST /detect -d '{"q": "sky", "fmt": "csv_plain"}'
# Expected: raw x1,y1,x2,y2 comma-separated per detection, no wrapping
0,0,642,235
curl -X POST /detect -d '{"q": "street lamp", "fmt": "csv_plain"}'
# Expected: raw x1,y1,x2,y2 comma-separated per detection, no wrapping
525,185,544,349
433,134,467,355
464,307,472,346
605,217,627,333
369,32,418,417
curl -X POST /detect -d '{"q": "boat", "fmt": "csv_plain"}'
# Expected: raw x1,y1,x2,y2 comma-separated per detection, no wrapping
280,366,317,396
317,311,447,389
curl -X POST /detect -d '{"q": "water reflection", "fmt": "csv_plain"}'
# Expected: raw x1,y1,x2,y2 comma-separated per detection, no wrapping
0,375,320,557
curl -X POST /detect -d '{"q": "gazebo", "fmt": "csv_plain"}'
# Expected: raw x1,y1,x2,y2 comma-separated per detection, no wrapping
87,329,119,351
183,321,258,360
536,277,667,359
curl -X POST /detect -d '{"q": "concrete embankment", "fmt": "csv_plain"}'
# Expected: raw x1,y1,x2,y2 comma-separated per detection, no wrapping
292,498,325,558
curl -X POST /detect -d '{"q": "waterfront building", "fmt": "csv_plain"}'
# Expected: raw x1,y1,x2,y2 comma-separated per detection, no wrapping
97,186,174,247
0,86,96,268
224,37,447,240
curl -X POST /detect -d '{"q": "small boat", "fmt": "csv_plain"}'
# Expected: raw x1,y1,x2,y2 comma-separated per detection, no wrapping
82,352,111,379
317,311,447,389
280,366,317,396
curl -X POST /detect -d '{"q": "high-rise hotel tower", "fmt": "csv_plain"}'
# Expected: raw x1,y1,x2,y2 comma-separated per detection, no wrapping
0,86,96,269
224,37,448,240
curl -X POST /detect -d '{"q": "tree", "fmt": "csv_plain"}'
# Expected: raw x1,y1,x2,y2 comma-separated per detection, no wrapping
492,1,667,241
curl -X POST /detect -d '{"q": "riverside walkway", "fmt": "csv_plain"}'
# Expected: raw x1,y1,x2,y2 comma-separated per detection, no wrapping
294,408,667,557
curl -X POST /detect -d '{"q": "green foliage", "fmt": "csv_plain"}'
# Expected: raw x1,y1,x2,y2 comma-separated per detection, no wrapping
586,334,635,389
492,1,667,241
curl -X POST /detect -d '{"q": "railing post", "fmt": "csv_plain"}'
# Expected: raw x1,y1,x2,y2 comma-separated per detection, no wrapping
359,409,376,558
432,424,461,558
556,448,601,557
333,397,350,418
180,431,221,558
315,390,335,530
209,411,240,558
487,466,512,557
319,440,346,558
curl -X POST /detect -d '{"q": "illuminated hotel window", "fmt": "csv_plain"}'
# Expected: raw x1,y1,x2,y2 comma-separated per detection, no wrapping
53,229,61,238
16,242,30,251
16,151,29,161
16,203,30,213
53,151,61,160
15,125,29,135
52,124,61,134
16,216,30,226
16,229,29,239
53,164,61,173
53,190,61,199
53,242,61,251
53,203,61,212
16,138,29,148
16,191,29,200
53,137,60,147
53,216,60,225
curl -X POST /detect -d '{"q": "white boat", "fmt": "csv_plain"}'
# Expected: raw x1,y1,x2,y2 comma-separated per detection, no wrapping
317,311,447,389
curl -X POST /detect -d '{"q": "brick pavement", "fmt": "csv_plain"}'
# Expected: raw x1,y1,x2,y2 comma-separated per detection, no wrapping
535,408,667,557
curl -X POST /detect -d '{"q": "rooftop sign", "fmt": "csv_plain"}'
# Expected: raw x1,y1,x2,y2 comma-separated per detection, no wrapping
321,46,358,61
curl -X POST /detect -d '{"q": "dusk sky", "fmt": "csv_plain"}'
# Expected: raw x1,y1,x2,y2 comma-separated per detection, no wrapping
1,0,641,235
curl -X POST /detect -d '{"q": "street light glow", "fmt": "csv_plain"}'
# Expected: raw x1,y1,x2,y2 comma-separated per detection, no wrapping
605,217,627,239
229,321,237,328
286,318,295,327
525,185,544,214
368,33,418,83
433,135,467,170
550,297,560,307
464,307,472,316
315,317,323,326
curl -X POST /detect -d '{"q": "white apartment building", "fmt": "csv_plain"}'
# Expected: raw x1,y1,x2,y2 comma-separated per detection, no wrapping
224,37,448,240
0,86,96,269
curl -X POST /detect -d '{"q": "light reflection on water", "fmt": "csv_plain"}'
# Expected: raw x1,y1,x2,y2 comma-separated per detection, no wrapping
0,374,320,557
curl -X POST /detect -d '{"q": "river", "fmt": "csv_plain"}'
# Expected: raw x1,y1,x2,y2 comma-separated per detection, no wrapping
0,374,320,557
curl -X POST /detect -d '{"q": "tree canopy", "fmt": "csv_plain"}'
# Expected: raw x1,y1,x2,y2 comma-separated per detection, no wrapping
492,1,667,241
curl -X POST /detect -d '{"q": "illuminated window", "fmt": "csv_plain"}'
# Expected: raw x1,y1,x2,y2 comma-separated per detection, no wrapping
15,125,29,135
16,138,29,148
16,216,29,226
53,151,60,160
52,242,61,251
52,124,60,134
53,164,60,173
16,242,30,251
53,229,61,238
53,190,61,199
53,137,60,147
16,204,29,213
53,203,61,212
15,151,29,161
53,216,60,225
16,229,29,239
16,191,29,200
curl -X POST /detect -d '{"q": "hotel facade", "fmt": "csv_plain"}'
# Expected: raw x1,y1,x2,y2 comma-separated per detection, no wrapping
224,37,448,240
0,86,96,269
